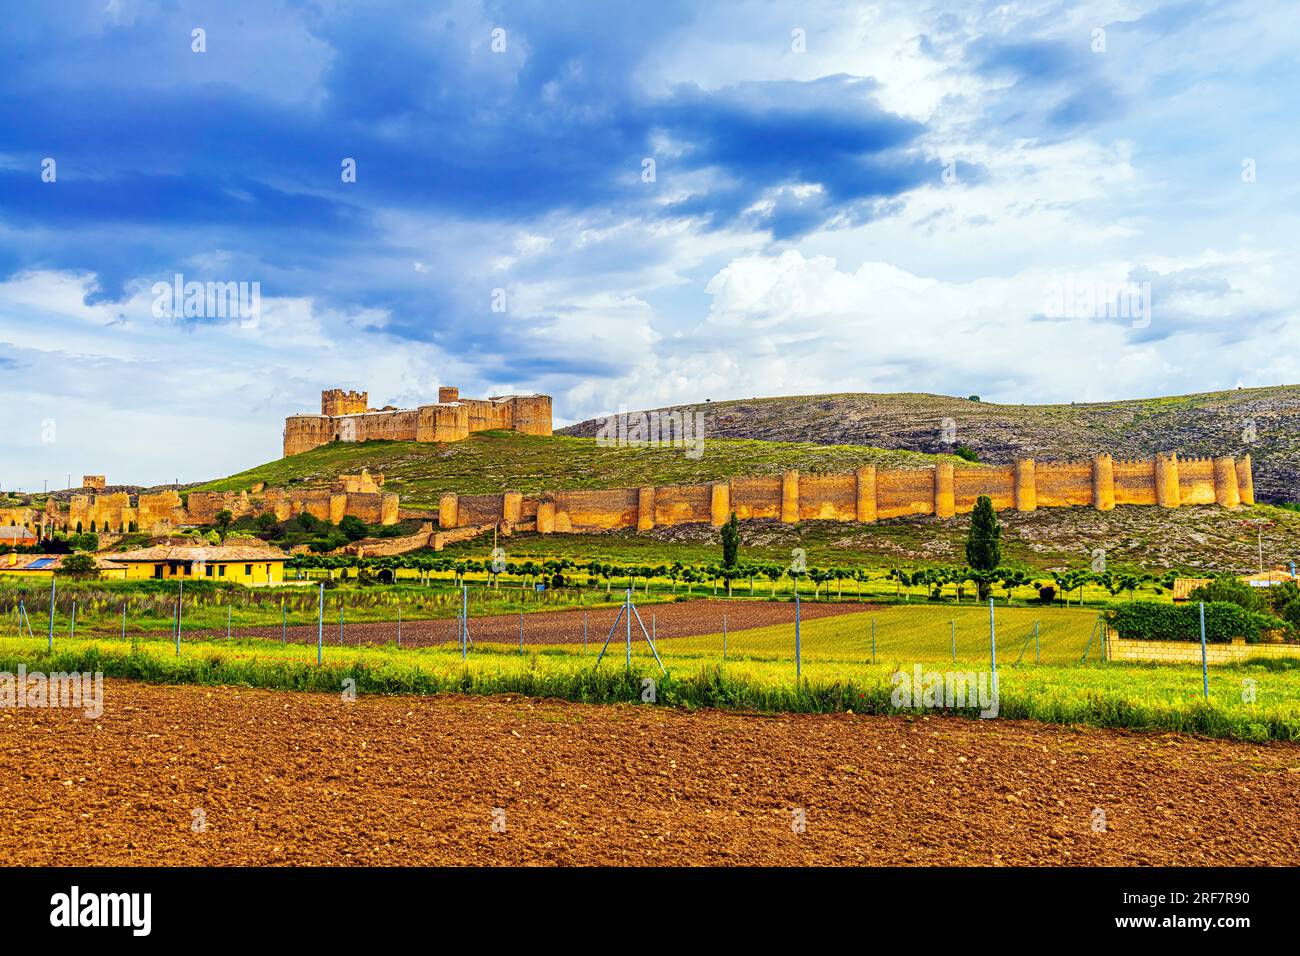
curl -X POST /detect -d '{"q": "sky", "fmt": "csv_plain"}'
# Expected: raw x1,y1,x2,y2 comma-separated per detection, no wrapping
1,0,1298,491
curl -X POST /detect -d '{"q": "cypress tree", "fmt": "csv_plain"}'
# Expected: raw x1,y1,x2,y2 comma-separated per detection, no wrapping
966,495,1001,573
721,512,741,569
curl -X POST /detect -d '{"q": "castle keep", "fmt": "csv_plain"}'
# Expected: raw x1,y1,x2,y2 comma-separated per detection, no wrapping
283,386,552,457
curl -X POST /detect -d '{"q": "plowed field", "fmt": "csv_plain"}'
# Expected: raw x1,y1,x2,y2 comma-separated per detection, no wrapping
3,681,1297,865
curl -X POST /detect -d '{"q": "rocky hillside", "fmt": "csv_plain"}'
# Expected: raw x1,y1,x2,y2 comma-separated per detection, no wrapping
561,385,1300,504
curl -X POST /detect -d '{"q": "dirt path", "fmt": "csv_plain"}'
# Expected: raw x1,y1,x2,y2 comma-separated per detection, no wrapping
185,598,871,648
2,680,1297,865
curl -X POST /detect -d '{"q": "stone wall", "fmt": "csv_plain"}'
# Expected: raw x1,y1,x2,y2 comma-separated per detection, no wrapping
1106,635,1300,665
9,484,400,536
433,452,1255,535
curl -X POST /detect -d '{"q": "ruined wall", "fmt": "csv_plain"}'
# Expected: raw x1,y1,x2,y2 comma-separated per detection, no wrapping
433,452,1255,534
29,483,400,537
82,475,106,490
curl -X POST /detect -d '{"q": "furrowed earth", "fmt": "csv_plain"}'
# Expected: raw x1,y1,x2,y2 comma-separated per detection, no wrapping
3,680,1296,866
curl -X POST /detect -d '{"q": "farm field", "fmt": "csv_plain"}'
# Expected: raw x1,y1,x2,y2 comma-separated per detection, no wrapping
4,617,1300,740
1,680,1296,866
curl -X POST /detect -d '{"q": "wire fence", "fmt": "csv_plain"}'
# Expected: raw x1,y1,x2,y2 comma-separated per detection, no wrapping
0,579,1119,669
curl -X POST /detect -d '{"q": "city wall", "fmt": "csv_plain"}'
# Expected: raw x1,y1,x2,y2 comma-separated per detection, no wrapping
434,452,1255,534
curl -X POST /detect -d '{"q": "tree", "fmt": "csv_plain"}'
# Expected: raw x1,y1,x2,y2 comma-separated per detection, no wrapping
1187,575,1266,613
59,553,98,578
214,509,234,539
720,512,740,570
338,515,369,541
965,496,1001,598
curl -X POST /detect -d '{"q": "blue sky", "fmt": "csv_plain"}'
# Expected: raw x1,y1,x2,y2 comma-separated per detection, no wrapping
1,0,1298,490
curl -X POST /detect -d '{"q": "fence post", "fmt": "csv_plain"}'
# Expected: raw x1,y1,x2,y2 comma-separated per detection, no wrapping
282,600,286,643
988,597,998,698
723,611,727,660
583,611,588,655
226,604,232,641
47,577,55,651
1034,621,1040,664
397,604,402,648
625,589,632,670
950,619,955,662
1199,601,1209,701
316,582,324,665
871,617,876,662
519,610,524,655
339,604,344,645
795,590,801,680
121,600,127,642
70,600,76,641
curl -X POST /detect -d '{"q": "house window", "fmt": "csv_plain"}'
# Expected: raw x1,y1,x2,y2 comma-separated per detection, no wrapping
218,566,226,577
244,564,253,575
205,565,214,577
152,565,163,579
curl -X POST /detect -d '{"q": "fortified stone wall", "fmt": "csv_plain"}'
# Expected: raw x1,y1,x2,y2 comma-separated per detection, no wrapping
434,452,1256,535
6,484,399,537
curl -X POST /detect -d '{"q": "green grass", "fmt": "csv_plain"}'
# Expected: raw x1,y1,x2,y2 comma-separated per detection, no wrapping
4,615,1299,741
193,431,972,509
651,604,1104,665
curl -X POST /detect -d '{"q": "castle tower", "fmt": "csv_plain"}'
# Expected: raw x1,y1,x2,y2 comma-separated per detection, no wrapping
321,389,368,417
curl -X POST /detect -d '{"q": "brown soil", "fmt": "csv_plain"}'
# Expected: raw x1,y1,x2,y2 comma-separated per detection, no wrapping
196,598,870,648
2,680,1297,866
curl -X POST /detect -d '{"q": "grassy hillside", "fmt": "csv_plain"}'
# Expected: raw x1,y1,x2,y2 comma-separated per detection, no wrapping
560,385,1300,504
195,431,971,510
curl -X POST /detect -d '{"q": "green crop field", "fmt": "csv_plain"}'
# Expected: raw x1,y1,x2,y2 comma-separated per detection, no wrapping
642,604,1104,665
4,606,1297,741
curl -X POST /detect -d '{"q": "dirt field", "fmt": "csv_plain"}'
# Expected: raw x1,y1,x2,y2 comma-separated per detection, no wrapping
191,598,871,648
3,680,1297,866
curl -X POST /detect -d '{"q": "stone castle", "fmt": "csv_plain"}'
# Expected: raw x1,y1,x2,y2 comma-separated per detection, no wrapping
283,386,552,457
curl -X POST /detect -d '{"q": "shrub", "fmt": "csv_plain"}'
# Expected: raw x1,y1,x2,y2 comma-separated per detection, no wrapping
338,515,369,541
1037,584,1056,604
953,444,980,463
58,553,99,578
1108,600,1283,644
1186,575,1265,613
1283,598,1300,631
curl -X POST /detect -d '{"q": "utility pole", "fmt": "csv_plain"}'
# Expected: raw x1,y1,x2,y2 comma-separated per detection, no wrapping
1239,519,1274,574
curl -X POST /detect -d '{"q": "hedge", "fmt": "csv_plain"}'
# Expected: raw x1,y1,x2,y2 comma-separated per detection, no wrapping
1107,600,1284,644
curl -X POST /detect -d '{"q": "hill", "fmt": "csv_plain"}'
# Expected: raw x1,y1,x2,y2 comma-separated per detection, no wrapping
560,385,1300,504
194,431,971,510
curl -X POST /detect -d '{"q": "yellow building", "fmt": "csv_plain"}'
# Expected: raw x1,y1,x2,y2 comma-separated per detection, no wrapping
104,546,287,584
0,553,127,580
